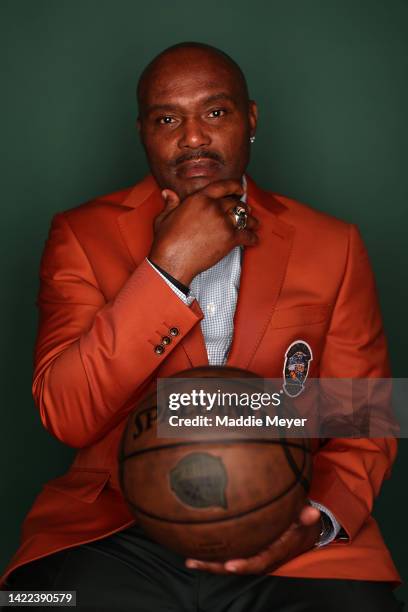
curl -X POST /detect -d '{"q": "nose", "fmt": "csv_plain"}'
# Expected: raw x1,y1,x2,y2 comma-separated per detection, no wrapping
178,117,211,149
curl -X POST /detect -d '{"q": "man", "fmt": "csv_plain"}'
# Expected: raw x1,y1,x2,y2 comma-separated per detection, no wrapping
1,42,402,610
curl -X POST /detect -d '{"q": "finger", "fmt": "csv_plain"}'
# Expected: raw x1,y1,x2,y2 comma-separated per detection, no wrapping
161,189,180,211
224,547,281,574
154,189,181,227
202,180,244,200
224,523,300,575
185,559,230,575
235,228,259,247
224,511,321,575
297,505,321,527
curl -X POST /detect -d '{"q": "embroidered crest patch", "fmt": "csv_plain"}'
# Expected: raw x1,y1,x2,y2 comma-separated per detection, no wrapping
283,340,313,397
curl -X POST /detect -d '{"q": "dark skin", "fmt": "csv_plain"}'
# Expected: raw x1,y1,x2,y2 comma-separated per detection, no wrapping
137,46,321,574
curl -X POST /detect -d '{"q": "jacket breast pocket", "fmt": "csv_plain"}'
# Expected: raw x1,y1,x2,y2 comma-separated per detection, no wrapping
269,304,331,329
44,468,111,504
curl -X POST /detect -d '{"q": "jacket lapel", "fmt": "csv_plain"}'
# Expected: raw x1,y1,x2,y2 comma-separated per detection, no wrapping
226,176,295,369
116,175,163,266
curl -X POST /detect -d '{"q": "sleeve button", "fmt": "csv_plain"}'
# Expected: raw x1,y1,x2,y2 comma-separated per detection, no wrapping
154,344,165,355
162,336,171,346
169,327,179,337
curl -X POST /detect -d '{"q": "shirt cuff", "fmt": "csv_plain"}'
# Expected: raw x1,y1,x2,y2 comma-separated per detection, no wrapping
146,258,195,306
309,499,342,547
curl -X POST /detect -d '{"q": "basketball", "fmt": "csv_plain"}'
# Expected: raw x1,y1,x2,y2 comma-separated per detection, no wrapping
119,366,312,561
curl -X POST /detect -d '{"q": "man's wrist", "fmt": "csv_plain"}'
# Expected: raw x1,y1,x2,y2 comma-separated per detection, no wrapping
148,259,190,296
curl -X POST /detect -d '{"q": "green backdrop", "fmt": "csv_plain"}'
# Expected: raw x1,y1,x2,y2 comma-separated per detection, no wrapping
1,0,407,599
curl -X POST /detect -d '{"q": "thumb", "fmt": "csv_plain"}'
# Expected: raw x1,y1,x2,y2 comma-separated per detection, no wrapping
297,505,321,527
161,189,180,212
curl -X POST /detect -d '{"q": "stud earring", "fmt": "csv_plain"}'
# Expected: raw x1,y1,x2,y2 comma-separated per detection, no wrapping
250,135,256,144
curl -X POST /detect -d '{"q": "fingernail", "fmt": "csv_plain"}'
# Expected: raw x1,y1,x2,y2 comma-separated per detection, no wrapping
186,560,198,569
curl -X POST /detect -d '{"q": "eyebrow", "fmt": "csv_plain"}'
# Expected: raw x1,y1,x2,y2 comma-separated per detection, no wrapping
145,92,237,115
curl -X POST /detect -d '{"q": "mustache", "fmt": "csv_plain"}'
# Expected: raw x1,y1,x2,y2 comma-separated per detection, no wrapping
170,150,225,167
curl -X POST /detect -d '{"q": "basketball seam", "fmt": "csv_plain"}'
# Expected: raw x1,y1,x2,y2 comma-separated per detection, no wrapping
120,438,311,462
121,445,310,525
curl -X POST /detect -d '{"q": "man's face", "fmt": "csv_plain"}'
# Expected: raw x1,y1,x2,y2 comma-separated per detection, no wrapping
137,50,258,200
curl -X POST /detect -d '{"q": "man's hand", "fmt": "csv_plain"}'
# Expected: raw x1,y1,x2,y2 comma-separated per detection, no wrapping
148,179,259,286
185,504,322,575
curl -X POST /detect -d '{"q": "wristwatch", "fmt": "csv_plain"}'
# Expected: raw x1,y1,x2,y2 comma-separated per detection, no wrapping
314,511,333,547
315,515,349,547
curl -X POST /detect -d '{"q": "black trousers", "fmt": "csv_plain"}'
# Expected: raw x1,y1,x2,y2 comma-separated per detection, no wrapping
3,525,404,611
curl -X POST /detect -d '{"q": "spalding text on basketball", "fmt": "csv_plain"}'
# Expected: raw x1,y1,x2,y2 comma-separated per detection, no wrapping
132,406,157,439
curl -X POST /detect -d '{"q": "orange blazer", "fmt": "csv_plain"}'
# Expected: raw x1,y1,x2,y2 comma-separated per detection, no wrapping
1,175,400,587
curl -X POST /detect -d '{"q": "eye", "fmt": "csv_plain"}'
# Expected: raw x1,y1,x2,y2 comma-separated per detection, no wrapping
208,108,227,118
157,116,176,125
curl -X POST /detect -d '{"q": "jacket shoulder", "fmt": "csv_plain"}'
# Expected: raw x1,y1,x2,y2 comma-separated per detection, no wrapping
269,192,356,264
61,185,135,225
262,191,357,278
273,192,351,237
58,175,158,233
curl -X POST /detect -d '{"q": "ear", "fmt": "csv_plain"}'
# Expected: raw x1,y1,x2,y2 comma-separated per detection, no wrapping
248,100,258,138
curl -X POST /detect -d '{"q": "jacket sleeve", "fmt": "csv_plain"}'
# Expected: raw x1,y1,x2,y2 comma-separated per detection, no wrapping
308,223,397,542
32,212,202,448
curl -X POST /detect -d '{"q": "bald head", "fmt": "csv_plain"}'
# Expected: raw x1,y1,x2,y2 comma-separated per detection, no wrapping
137,42,249,117
136,42,257,199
